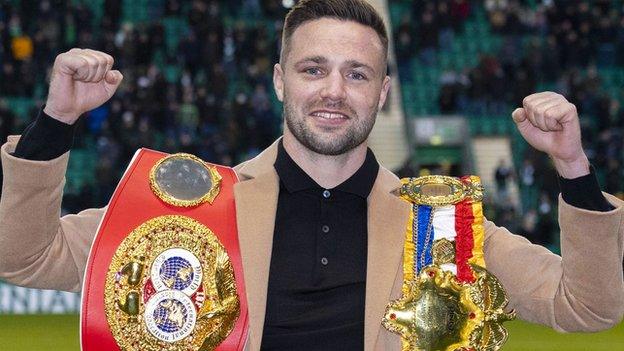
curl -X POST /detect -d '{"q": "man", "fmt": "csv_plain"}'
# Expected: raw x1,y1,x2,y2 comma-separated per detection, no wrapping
1,0,623,350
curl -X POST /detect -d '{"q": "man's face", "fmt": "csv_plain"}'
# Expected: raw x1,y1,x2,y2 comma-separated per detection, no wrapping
273,18,391,156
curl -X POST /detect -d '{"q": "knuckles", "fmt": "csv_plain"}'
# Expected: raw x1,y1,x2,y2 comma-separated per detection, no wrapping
542,108,554,119
522,92,577,118
55,48,113,68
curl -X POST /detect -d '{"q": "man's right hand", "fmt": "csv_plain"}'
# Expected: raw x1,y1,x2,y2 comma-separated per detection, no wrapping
43,48,123,125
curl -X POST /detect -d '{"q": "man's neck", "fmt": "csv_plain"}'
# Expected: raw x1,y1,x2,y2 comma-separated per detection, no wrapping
282,134,368,189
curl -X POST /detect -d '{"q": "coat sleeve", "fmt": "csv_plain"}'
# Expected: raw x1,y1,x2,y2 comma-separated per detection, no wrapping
0,136,105,292
484,193,624,332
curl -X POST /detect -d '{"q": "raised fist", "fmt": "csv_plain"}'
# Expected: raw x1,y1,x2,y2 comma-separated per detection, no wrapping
43,48,123,125
512,92,589,178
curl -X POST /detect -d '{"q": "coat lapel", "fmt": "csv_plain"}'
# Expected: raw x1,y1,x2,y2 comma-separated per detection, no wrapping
364,168,410,350
233,141,280,349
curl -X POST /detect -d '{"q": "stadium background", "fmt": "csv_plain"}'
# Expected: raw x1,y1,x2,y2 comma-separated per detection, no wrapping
0,0,622,349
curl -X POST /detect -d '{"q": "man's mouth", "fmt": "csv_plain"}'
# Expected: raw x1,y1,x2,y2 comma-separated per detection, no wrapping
310,110,350,120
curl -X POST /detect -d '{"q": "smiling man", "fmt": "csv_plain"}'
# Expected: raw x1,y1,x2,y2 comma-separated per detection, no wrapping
277,17,389,160
0,0,623,350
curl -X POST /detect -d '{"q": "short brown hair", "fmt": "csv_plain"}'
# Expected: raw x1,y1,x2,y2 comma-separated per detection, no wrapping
280,0,388,64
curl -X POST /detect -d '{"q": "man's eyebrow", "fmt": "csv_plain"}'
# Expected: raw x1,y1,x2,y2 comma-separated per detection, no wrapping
345,60,376,74
294,57,377,73
294,56,328,65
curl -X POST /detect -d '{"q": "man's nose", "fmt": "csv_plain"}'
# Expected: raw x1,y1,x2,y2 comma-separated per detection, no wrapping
320,71,347,101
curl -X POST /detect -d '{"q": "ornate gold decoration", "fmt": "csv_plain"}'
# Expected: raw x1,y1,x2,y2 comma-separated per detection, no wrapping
105,215,240,351
463,179,484,203
432,239,456,266
382,265,515,351
400,176,484,206
149,153,222,207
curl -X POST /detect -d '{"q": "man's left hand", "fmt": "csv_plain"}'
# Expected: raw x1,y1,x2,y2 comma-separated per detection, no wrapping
512,92,590,179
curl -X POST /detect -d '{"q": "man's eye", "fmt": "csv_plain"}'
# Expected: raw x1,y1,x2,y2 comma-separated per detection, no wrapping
305,67,322,75
349,72,367,81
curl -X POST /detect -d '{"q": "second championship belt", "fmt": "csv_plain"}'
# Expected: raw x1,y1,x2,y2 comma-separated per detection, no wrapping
80,149,248,350
382,176,515,351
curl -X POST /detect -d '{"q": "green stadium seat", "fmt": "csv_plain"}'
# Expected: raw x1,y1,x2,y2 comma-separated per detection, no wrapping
389,3,411,29
438,53,452,70
464,22,477,35
453,54,468,68
465,39,479,54
6,97,35,123
451,40,463,54
65,149,98,194
163,17,190,55
164,65,181,83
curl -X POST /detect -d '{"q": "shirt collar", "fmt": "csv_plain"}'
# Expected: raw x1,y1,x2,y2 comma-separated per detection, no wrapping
274,140,379,198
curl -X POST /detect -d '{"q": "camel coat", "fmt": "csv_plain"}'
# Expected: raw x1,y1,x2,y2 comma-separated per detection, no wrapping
1,136,623,350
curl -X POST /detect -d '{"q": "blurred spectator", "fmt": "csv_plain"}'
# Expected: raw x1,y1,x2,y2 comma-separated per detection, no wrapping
494,159,513,202
517,209,540,244
395,17,415,82
438,70,462,113
11,34,33,60
536,191,555,243
450,0,471,30
417,9,438,65
519,158,537,213
0,99,15,143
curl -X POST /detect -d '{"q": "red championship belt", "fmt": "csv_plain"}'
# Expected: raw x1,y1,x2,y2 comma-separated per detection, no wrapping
81,149,248,350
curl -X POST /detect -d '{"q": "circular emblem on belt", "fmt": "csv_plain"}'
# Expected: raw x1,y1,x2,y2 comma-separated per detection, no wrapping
144,290,197,342
104,215,240,351
149,153,222,207
151,248,203,295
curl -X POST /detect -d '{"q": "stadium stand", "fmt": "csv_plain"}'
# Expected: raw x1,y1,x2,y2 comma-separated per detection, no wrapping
1,0,286,211
389,0,624,249
1,0,623,250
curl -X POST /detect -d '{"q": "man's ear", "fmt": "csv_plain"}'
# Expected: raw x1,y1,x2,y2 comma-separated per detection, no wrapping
273,63,284,102
378,75,391,110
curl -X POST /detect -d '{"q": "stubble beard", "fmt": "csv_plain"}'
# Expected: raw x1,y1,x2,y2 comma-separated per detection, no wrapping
283,95,378,156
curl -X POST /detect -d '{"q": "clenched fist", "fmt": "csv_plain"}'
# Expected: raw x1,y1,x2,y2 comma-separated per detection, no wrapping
43,48,123,125
512,92,589,178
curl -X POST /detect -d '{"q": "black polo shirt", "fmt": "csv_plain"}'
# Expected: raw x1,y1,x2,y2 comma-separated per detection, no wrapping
260,141,379,350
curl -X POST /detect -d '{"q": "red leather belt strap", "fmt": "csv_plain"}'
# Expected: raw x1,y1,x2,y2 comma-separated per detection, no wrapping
80,148,248,350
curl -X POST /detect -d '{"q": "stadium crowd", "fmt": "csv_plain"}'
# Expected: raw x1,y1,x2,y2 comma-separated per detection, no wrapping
1,0,623,249
391,0,624,247
1,0,287,209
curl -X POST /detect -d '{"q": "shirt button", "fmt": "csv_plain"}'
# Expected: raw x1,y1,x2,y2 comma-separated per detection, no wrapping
322,190,331,198
321,225,330,233
321,257,328,265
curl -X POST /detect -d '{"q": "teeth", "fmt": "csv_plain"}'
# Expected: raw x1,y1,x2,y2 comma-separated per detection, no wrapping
312,112,346,119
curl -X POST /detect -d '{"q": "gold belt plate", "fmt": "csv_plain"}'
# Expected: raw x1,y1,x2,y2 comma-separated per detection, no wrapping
104,215,240,351
149,153,222,207
400,176,484,206
383,265,515,351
